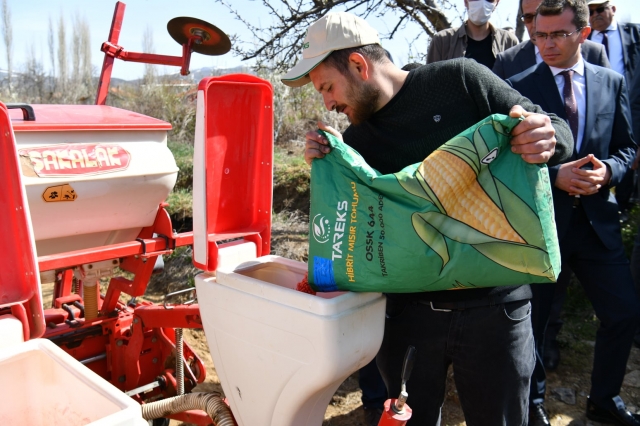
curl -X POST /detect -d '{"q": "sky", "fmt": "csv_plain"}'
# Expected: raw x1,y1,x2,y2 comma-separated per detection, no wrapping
3,0,640,81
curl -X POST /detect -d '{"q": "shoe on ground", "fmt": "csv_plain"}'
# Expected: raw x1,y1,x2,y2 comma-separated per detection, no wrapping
363,406,383,426
529,402,550,426
543,339,560,371
586,395,640,426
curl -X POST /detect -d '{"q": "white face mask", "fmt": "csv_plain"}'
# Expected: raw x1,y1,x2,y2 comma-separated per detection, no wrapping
468,1,495,25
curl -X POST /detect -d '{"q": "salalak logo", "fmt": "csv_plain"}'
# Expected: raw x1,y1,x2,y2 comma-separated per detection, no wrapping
312,214,331,243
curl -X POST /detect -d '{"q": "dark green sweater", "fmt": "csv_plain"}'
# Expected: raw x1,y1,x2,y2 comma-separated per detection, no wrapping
343,58,573,303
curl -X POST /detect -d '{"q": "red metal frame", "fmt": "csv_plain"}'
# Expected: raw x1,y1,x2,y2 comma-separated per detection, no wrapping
2,4,274,424
192,75,274,271
0,103,45,340
95,1,126,106
31,204,210,423
3,96,211,421
95,1,204,105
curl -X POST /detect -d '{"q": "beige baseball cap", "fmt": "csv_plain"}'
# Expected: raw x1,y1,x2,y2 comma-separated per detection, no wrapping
281,12,380,88
586,0,613,5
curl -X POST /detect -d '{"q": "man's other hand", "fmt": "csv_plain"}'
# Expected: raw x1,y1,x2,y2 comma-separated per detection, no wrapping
509,105,557,164
305,121,341,166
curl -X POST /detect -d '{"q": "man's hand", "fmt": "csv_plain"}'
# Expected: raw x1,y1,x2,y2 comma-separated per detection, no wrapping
509,105,557,164
554,154,610,196
305,121,342,166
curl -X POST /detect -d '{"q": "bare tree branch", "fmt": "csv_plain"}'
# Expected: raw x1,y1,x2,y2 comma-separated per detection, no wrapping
215,0,457,72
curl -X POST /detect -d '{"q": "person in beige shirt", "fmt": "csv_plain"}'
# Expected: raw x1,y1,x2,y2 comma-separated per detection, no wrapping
427,0,519,69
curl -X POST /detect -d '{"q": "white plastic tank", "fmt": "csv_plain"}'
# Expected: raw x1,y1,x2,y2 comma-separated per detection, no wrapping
195,253,386,426
10,104,178,257
1,103,146,425
0,338,147,425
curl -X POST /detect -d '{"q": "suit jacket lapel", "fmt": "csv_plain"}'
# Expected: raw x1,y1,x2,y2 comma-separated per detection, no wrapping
580,63,601,157
521,41,537,72
619,24,631,79
535,64,566,119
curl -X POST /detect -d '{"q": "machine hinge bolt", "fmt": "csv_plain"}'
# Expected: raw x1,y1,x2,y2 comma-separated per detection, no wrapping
152,358,158,364
116,339,124,346
151,337,157,343
118,375,126,383
133,318,139,324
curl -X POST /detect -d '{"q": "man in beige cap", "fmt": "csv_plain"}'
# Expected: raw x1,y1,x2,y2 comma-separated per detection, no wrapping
282,11,573,425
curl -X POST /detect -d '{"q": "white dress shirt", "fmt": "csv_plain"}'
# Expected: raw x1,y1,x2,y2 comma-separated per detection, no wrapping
549,58,587,152
591,19,625,77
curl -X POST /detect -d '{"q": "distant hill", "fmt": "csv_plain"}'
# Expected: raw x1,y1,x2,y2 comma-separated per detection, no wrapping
0,65,254,89
108,65,255,87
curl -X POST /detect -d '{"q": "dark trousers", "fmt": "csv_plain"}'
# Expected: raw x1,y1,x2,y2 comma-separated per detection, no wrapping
545,270,570,344
359,357,387,409
530,266,571,405
632,230,640,297
377,298,534,426
529,205,640,407
630,175,640,313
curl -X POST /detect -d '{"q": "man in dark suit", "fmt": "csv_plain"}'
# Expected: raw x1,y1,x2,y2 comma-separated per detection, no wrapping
493,0,610,80
587,0,640,217
493,0,610,377
506,0,640,425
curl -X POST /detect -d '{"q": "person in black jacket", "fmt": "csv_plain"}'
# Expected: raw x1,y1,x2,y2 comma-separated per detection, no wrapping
282,11,573,426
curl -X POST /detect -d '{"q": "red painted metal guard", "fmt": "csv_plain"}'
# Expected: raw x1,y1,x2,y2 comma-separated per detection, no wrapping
0,103,45,340
1,7,271,423
192,74,274,271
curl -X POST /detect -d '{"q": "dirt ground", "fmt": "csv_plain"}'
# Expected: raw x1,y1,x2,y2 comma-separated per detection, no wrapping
150,215,640,426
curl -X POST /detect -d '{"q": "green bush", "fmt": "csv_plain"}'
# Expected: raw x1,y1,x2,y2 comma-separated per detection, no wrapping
168,141,194,191
621,204,639,257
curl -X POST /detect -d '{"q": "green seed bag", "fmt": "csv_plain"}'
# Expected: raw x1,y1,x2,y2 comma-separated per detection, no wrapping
308,114,560,292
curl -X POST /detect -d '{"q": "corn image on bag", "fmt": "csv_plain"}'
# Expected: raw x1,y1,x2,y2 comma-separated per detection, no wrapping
308,114,560,292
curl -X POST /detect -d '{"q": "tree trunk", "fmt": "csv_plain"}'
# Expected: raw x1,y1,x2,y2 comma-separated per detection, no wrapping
1,0,13,94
